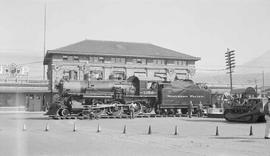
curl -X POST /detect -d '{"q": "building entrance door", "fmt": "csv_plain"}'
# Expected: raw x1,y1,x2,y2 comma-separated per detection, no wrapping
27,94,42,111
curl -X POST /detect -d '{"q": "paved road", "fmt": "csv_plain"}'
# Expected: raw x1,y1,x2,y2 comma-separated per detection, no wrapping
0,113,269,156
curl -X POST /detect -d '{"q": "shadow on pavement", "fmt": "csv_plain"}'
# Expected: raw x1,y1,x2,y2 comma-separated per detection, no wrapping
210,136,263,140
183,118,227,123
183,118,264,125
10,117,50,120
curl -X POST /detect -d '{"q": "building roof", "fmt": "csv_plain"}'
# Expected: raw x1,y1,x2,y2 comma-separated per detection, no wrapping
44,40,200,64
0,81,49,93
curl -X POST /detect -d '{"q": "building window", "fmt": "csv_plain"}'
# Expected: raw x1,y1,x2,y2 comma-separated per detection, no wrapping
154,72,166,79
126,58,133,64
104,57,111,63
29,94,34,100
177,60,187,66
166,60,175,65
147,59,154,64
114,57,125,64
89,71,103,80
63,55,68,61
69,70,78,80
188,61,195,65
93,57,99,63
115,58,121,63
109,71,126,80
176,73,187,80
36,95,41,100
89,56,94,62
127,58,147,64
152,59,165,65
68,56,73,61
121,58,125,63
89,56,102,63
99,57,104,63
74,56,79,62
62,70,78,80
81,56,89,61
182,61,187,66
63,71,69,80
134,72,146,77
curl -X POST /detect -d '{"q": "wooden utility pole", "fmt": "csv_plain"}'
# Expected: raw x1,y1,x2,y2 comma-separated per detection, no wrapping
225,48,235,93
262,70,265,96
43,2,47,80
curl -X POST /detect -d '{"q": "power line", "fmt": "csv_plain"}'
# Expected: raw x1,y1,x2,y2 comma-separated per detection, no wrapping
19,61,43,66
196,68,226,71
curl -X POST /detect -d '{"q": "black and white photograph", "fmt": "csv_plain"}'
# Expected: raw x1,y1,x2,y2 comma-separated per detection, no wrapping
0,0,270,155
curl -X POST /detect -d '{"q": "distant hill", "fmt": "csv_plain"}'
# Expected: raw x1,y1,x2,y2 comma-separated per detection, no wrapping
236,50,270,74
193,72,269,87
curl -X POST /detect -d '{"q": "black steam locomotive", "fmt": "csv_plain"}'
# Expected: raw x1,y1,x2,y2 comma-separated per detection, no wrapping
47,76,211,117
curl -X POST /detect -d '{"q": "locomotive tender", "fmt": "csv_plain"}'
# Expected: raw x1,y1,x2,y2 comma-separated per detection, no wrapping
47,76,212,117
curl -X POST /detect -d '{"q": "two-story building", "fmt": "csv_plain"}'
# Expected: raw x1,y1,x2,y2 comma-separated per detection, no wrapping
44,40,200,93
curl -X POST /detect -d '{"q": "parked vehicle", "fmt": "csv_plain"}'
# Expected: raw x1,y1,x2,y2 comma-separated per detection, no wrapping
223,87,267,122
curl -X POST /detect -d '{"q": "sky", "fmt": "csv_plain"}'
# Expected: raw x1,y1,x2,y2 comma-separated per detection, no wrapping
0,0,270,78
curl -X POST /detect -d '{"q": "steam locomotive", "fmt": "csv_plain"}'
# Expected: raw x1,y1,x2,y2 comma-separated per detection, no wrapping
47,76,211,117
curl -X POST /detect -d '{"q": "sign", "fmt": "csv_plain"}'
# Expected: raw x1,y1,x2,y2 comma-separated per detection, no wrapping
0,63,29,77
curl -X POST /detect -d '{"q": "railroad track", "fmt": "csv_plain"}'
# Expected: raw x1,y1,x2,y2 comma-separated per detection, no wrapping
49,114,186,120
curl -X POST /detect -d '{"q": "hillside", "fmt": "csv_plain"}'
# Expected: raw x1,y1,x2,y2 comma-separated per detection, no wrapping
236,50,270,74
194,72,268,87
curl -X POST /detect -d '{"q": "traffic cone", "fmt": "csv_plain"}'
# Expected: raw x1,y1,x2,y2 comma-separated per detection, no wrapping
249,125,253,136
97,124,101,133
45,123,49,132
22,123,27,131
123,125,127,134
174,125,178,135
73,122,77,132
215,126,219,136
148,125,152,135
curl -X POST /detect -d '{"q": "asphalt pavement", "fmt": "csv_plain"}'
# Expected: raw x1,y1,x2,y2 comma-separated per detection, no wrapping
0,113,269,156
